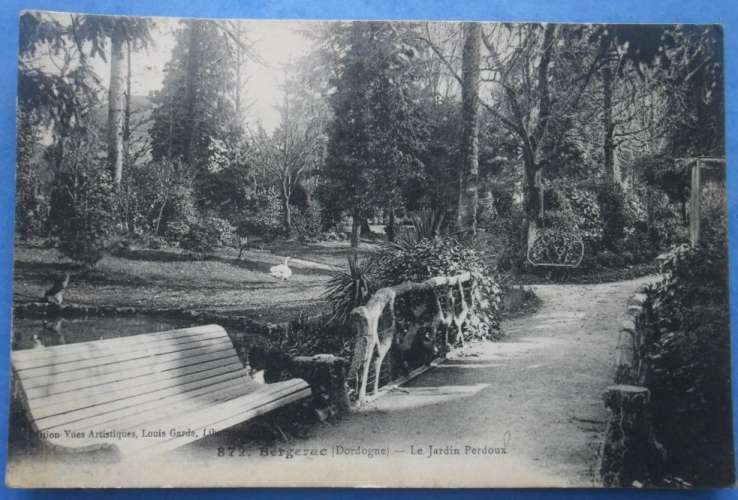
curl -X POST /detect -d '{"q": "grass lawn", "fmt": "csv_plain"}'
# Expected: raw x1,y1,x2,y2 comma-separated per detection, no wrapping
13,240,378,323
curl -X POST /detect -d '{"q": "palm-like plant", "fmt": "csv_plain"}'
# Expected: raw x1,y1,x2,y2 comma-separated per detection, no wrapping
323,253,378,324
410,208,445,241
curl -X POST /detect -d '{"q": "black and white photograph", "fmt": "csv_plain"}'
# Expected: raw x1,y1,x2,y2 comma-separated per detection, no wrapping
6,12,732,488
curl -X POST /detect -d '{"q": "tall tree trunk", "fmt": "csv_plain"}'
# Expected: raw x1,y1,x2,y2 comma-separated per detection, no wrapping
522,24,557,251
524,165,544,250
456,22,481,234
154,200,167,236
602,60,615,185
108,22,125,185
386,206,395,242
123,39,134,233
360,217,371,236
183,22,201,167
281,179,292,237
123,39,132,168
681,200,688,226
350,209,361,248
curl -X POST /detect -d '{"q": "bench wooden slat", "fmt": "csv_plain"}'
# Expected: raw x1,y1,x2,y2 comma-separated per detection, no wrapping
20,348,239,390
33,368,250,423
42,374,261,433
76,378,258,436
26,357,244,415
41,379,310,455
12,328,229,370
133,380,311,459
16,338,235,380
11,325,223,363
24,355,242,399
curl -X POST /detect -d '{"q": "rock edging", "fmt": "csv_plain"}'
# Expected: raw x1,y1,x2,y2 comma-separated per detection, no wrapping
598,290,666,488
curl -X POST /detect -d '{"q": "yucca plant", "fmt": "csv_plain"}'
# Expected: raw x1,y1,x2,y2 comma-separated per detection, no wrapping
323,252,378,324
410,208,445,241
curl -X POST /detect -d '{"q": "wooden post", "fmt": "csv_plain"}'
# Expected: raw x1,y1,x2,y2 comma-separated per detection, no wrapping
689,161,702,247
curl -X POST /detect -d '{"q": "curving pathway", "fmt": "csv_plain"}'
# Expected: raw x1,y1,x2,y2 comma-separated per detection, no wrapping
164,276,657,487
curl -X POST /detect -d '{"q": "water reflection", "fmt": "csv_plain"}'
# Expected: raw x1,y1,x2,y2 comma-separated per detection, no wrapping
36,317,66,348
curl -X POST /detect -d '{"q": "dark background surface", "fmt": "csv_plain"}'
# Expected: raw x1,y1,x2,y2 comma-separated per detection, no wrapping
0,0,736,498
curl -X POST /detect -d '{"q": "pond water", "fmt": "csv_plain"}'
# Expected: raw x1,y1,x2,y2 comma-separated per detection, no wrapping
11,315,199,351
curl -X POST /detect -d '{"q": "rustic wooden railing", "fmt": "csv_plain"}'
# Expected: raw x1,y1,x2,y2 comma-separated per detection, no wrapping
347,271,474,403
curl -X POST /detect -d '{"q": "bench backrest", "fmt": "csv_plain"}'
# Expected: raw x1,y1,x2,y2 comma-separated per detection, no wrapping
11,324,249,434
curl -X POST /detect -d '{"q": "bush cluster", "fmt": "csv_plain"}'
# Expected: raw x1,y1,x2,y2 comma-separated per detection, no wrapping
641,190,732,486
180,216,235,258
292,204,324,241
237,186,284,239
49,167,115,266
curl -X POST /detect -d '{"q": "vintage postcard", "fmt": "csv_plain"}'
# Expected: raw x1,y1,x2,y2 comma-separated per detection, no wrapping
6,11,732,488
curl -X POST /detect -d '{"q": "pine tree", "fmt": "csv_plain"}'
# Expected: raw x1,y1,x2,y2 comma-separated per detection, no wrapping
149,20,240,175
321,22,427,247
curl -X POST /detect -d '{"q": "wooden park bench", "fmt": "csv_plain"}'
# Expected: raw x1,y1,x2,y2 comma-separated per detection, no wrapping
11,324,312,460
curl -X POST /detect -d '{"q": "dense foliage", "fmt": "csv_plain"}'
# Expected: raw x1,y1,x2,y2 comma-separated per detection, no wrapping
641,189,732,486
380,237,503,342
48,157,115,266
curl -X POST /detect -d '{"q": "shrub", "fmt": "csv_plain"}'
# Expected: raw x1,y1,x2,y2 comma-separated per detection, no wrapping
495,208,528,273
641,190,731,486
597,182,629,251
142,234,167,250
376,237,504,342
238,186,283,239
207,215,236,246
164,220,190,243
292,204,323,241
562,186,604,246
263,312,356,360
49,167,115,267
180,218,225,257
649,199,688,249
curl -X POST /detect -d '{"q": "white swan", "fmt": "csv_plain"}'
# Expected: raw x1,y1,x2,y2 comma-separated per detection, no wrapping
270,257,292,281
